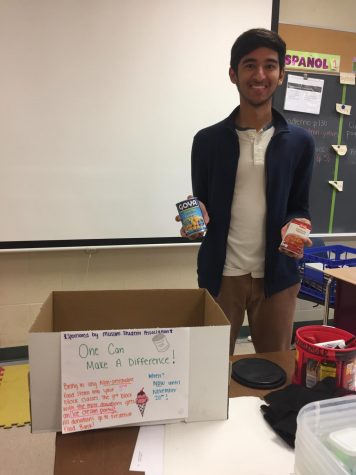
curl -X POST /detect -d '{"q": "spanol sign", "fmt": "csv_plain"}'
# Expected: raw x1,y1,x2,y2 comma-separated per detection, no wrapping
286,50,340,73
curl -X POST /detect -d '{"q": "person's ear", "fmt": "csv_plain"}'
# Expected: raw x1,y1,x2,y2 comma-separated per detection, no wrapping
278,68,285,86
229,67,238,85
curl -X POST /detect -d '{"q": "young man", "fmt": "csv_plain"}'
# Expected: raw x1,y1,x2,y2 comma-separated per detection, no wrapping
180,28,314,355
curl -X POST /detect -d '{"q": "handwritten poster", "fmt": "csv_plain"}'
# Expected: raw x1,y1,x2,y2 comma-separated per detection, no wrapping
61,328,190,434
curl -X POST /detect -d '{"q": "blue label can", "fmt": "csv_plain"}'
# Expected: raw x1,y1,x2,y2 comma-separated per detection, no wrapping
176,197,206,236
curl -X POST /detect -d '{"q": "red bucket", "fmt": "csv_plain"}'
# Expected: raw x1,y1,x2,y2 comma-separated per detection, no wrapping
293,325,356,392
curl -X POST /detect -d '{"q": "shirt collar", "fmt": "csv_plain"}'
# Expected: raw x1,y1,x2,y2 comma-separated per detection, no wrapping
222,106,289,134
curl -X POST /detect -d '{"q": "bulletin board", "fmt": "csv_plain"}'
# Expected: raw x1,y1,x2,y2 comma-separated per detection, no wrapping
279,24,356,72
273,72,356,235
274,24,356,236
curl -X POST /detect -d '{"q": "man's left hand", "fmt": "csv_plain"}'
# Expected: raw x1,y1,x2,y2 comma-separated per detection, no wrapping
280,218,312,259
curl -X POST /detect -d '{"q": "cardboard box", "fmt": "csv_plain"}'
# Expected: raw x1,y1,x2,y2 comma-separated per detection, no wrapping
28,289,230,433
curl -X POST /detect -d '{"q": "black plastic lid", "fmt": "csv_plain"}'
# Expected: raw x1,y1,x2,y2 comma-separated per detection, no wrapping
231,358,287,389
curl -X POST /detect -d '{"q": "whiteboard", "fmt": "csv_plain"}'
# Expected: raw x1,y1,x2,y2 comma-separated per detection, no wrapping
0,0,274,248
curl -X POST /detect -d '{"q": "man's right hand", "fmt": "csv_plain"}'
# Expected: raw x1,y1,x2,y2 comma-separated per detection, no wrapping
175,195,210,240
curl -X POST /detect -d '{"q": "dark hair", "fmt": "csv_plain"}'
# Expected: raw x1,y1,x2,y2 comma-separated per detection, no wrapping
230,28,286,71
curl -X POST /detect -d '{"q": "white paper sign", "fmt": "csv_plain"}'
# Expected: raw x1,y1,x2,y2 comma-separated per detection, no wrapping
340,72,355,85
130,425,165,475
284,74,324,115
331,144,347,156
336,103,352,115
328,180,344,192
61,328,190,434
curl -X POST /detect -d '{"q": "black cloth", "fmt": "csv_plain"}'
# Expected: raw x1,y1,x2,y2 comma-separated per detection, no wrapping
260,378,350,448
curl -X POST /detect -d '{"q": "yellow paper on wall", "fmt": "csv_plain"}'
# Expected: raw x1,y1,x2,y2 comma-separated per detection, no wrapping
0,364,31,428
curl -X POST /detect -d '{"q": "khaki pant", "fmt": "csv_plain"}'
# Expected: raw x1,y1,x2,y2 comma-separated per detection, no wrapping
215,275,300,355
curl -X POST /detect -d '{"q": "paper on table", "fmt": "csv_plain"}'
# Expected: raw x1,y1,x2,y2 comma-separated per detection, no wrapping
305,262,324,270
164,397,295,475
130,424,165,475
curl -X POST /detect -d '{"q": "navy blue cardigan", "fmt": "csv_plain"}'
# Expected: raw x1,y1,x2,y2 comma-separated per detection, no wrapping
191,106,315,298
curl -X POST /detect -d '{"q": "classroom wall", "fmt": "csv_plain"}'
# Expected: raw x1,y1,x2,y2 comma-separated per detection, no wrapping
0,246,199,347
279,0,356,32
1,0,355,348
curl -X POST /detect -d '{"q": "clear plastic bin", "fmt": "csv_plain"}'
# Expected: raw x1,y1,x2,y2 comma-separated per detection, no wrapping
327,427,356,474
295,395,356,475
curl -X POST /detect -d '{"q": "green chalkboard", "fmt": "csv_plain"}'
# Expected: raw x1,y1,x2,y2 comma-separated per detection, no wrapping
273,72,356,236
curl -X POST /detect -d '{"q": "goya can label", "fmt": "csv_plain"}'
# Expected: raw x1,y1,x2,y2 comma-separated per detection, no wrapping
279,218,311,256
176,197,206,237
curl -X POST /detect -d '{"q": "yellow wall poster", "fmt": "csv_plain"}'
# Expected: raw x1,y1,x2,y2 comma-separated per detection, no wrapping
286,50,340,73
